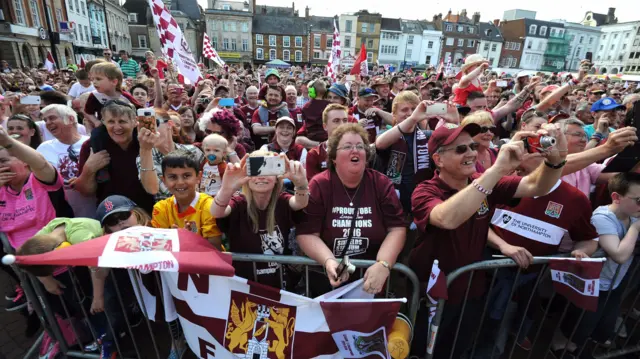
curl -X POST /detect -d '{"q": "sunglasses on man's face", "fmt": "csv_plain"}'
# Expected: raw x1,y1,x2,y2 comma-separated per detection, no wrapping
439,142,479,155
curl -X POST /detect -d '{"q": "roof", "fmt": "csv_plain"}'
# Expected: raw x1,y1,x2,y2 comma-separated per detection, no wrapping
588,12,608,26
169,0,201,21
253,14,307,35
381,18,401,32
401,20,423,34
524,18,564,38
478,22,503,41
255,5,296,16
122,0,150,25
309,16,334,33
418,21,436,31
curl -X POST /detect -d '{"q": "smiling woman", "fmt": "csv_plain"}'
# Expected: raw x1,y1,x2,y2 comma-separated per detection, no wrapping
260,117,307,166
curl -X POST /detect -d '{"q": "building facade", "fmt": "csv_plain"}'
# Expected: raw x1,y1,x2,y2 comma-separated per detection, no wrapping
204,0,253,65
541,23,569,72
498,18,525,69
478,21,503,68
581,8,617,27
308,14,334,66
339,14,357,58
0,0,75,67
418,21,441,67
354,10,381,63
551,20,600,71
626,28,640,74
65,0,97,62
377,18,402,67
104,0,131,53
123,0,151,60
399,19,425,68
86,0,109,59
252,6,307,65
593,21,639,75
433,10,482,67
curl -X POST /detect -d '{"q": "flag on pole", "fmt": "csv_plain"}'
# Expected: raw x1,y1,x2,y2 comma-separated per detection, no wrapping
147,0,202,84
202,33,225,67
549,258,605,312
350,43,368,76
79,56,86,69
445,55,453,76
436,59,444,75
426,260,447,355
325,19,341,83
44,51,55,73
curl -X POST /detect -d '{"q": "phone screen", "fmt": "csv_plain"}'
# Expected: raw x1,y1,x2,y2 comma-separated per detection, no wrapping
219,98,235,107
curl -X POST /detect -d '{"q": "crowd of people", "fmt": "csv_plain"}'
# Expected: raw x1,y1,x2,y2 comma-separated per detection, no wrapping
1,48,640,359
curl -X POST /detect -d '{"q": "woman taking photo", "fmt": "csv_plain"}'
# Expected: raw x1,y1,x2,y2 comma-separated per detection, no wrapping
178,107,204,144
460,111,497,173
297,123,406,295
259,117,307,165
211,152,309,289
6,114,42,149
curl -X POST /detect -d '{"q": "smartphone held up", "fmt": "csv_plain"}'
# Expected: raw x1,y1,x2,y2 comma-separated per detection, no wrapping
137,108,157,132
246,156,286,177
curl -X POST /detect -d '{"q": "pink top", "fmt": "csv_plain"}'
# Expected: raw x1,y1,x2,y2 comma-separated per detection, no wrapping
0,173,64,249
561,163,605,198
452,81,483,106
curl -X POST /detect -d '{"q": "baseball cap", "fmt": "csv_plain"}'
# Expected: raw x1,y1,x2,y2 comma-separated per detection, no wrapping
328,84,348,100
96,195,137,225
358,87,378,98
428,123,482,154
591,97,624,112
275,116,296,128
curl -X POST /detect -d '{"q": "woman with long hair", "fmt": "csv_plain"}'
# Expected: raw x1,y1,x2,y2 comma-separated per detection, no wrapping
5,114,42,149
211,151,309,289
178,106,204,144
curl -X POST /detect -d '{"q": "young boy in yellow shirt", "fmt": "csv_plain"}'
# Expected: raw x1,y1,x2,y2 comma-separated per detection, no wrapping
151,149,223,249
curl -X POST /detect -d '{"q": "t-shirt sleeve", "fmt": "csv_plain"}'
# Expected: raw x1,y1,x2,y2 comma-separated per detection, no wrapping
588,163,606,184
377,174,405,229
216,195,246,233
84,93,100,116
151,200,171,229
77,138,91,175
234,143,246,158
305,148,319,181
491,175,523,205
200,196,222,238
411,182,444,232
591,212,621,237
569,194,600,242
296,176,326,235
34,170,64,191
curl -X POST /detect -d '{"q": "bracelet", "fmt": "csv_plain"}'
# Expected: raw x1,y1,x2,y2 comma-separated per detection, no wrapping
591,133,604,142
471,180,493,195
295,191,309,197
544,160,567,169
140,168,155,172
1,142,13,150
397,124,408,136
294,186,309,191
213,197,228,207
324,257,337,269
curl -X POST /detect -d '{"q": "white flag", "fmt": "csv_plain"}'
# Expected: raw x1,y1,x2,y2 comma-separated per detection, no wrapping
203,33,225,67
326,19,341,83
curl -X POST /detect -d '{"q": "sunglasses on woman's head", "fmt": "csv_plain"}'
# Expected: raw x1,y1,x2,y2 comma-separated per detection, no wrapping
438,142,479,154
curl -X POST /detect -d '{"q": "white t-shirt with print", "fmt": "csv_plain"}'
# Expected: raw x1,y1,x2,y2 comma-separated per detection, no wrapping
199,163,223,197
68,82,96,99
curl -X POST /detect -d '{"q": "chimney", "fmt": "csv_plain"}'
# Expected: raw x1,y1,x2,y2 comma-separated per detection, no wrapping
292,2,295,16
606,7,617,24
493,19,499,26
472,12,480,24
262,6,266,14
460,9,467,20
432,14,438,22
305,6,309,18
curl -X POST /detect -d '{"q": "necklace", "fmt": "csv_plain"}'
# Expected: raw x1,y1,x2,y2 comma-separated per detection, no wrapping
342,183,361,206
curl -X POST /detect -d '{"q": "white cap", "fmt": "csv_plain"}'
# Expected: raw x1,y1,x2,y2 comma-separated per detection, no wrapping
275,116,296,128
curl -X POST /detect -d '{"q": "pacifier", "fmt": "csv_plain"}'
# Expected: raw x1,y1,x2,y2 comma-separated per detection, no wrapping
207,154,217,164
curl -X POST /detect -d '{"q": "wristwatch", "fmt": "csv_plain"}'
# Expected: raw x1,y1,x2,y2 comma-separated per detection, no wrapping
377,260,391,270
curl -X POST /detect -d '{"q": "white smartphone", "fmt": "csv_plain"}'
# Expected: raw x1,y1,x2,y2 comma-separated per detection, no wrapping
497,80,508,87
426,103,447,116
137,108,157,132
247,156,286,177
346,75,356,81
20,96,41,105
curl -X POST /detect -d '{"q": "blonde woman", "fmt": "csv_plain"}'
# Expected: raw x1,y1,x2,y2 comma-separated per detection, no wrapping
211,151,309,289
461,110,498,173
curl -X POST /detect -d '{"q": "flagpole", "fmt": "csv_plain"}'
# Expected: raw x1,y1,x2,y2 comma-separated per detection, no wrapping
41,0,60,68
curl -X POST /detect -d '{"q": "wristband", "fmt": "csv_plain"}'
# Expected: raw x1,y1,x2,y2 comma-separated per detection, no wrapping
544,160,567,169
377,260,391,270
324,257,337,269
471,180,493,195
140,168,155,172
294,186,309,191
591,133,604,142
1,142,13,150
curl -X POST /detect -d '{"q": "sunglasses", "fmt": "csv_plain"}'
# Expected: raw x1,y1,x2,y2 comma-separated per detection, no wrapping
479,126,496,133
103,211,133,227
439,142,479,154
626,196,640,205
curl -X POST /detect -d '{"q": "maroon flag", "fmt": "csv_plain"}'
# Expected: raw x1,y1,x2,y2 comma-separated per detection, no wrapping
44,51,55,73
79,56,86,69
549,258,605,312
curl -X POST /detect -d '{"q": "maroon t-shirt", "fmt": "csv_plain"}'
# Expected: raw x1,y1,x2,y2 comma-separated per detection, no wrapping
251,108,280,149
297,169,405,260
301,99,330,142
491,181,598,257
350,105,382,144
306,142,328,181
287,107,303,130
216,192,305,289
83,91,141,121
239,105,258,126
410,172,521,303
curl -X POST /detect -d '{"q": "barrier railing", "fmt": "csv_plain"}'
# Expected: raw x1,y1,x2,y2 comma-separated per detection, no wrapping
425,254,640,359
0,235,421,359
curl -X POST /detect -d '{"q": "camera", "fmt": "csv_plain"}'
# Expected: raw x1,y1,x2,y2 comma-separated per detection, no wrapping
523,135,556,153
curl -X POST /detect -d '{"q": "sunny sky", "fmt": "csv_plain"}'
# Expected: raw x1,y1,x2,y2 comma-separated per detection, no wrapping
196,0,637,24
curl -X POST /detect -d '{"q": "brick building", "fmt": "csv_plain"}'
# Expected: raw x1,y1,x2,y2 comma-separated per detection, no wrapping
433,10,481,66
308,13,335,67
354,10,382,63
252,5,308,65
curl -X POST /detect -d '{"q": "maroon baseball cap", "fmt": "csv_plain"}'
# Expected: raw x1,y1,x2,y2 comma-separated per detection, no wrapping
428,123,482,154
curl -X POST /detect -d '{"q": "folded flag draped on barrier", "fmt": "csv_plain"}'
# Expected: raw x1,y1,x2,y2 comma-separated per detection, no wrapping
549,258,605,312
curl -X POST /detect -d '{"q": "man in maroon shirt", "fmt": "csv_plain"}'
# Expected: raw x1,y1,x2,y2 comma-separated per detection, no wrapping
239,86,259,124
409,122,569,358
350,88,386,144
285,85,303,129
305,104,350,181
371,76,393,113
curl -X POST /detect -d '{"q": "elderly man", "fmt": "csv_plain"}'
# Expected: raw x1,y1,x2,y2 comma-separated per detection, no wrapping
37,104,96,217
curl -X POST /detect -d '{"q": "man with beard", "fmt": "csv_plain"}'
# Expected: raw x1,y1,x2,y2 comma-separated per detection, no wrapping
251,85,289,148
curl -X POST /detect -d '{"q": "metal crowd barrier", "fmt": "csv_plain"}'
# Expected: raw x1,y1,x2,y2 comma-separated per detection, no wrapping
0,234,421,359
425,254,640,359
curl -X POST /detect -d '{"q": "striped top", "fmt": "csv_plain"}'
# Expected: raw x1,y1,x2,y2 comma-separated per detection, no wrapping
119,59,140,79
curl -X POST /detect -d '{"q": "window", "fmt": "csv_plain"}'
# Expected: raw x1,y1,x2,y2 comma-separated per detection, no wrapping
613,33,618,39
80,1,85,15
468,39,475,47
231,39,237,50
74,0,79,12
618,54,623,61
55,8,62,22
405,49,412,57
326,38,333,48
367,39,373,48
607,55,611,60
550,29,556,37
517,42,522,51
212,36,218,48
589,37,594,44
345,20,352,32
468,27,474,34
425,55,431,64
242,39,248,51
602,34,607,39
128,13,138,22
345,36,351,47
623,44,627,50
138,35,147,48
457,25,463,32
457,39,464,47
484,43,489,51
314,34,320,47
295,50,302,62
445,24,453,32
295,36,302,47
539,26,547,36
527,40,532,49
28,0,40,27
223,38,229,50
283,36,290,47
256,48,263,60
269,35,276,46
83,25,89,42
611,44,614,50
428,41,433,49
445,38,454,46
313,50,321,59
269,49,276,60
242,23,248,32
222,4,230,10
366,52,373,62
231,22,236,32
529,25,537,35
361,23,368,33
256,34,263,45
491,44,497,52
69,0,74,11
283,50,290,61
600,45,604,50
630,53,635,59
408,35,413,45
635,39,640,47
579,35,584,44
